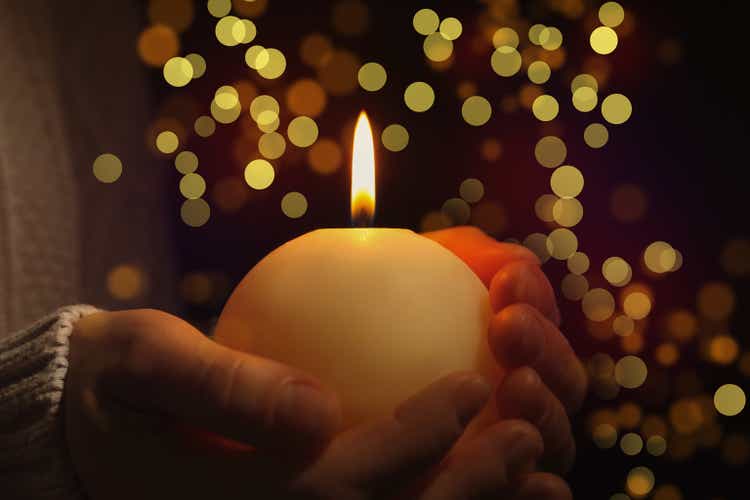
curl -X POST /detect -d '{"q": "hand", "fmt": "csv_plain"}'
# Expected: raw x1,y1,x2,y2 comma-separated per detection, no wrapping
422,226,587,499
64,310,545,499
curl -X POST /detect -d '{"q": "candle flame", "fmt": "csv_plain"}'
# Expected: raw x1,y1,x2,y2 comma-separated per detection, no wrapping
351,111,375,226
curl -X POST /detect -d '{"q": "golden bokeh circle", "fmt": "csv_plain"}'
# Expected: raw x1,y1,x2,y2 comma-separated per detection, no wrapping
180,198,210,227
286,79,327,117
308,138,343,174
281,192,308,218
492,27,519,48
404,82,436,112
244,159,275,190
137,25,179,67
602,93,633,124
552,198,584,227
539,27,563,50
358,62,388,91
442,198,471,224
163,56,193,87
439,17,462,40
257,48,286,79
535,136,567,168
624,291,652,320
562,273,589,301
714,384,746,416
584,123,609,148
287,116,319,147
155,130,179,154
532,94,560,121
590,26,619,55
599,2,626,27
551,165,584,198
620,432,643,455
583,288,616,321
423,32,453,62
573,87,598,112
524,233,552,263
179,173,206,199
626,466,655,497
107,264,146,300
175,151,198,174
546,228,578,260
568,252,590,274
258,132,287,159
615,355,648,388
491,46,522,77
184,53,206,78
194,116,216,137
413,8,439,35
571,73,599,93
92,153,123,183
459,178,485,204
207,0,231,17
462,96,492,126
381,124,409,152
527,61,551,84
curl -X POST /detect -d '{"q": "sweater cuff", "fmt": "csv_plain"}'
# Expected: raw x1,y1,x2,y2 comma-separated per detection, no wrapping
0,305,99,498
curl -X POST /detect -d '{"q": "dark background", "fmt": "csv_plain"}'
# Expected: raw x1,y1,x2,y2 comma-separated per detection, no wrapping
146,1,748,497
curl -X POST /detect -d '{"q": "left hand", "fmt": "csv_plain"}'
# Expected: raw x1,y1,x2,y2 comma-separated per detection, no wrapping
420,226,588,499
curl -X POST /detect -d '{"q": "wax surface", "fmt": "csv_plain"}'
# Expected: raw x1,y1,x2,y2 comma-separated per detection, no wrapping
214,228,495,426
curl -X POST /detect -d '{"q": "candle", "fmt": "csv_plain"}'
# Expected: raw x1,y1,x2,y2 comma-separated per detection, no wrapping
214,112,496,426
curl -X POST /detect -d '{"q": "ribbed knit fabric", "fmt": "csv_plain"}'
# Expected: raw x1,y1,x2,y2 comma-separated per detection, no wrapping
0,305,97,499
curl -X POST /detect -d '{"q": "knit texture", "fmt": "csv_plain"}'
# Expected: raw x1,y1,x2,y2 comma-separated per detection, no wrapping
0,305,96,499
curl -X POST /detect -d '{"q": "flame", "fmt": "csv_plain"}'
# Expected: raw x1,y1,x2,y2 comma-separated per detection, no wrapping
351,111,375,226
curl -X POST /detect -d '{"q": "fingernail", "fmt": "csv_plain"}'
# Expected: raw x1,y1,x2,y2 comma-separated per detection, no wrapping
455,375,491,427
275,379,338,440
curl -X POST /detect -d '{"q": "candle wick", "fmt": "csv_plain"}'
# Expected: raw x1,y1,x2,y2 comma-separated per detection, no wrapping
351,208,373,228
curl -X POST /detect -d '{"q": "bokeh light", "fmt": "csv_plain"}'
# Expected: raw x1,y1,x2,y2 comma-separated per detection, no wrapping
461,96,492,126
381,124,409,152
180,198,210,227
358,62,387,91
163,56,193,87
308,138,343,174
602,93,633,124
714,384,746,416
590,26,619,55
404,82,436,112
532,95,560,121
107,264,147,301
92,153,123,183
281,192,308,218
244,159,275,190
535,136,567,168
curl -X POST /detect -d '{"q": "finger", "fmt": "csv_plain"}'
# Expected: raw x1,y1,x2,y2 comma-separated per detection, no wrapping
513,472,572,500
420,420,543,500
77,310,341,450
489,304,587,414
489,260,561,325
298,372,490,493
496,368,575,473
423,226,539,287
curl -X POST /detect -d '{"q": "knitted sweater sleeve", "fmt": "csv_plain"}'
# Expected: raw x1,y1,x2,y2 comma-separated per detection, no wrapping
0,305,98,499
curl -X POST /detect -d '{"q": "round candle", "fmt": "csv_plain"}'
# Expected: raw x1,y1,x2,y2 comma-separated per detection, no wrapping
214,227,494,425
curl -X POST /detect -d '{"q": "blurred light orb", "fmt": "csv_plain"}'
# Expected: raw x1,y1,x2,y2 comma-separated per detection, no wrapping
318,50,361,96
439,17,462,40
300,33,333,68
148,0,194,33
621,432,643,455
308,139,343,174
413,8,439,35
602,93,633,124
697,282,736,321
568,252,590,274
571,73,599,93
626,467,655,497
258,132,287,159
613,315,635,336
603,257,632,286
491,46,522,76
137,25,179,67
590,26,619,55
459,178,484,204
593,423,618,448
244,159,275,190
281,192,308,218
287,116,319,147
257,48,286,79
210,99,241,124
194,116,216,137
535,136,567,168
180,199,211,227
462,96,492,126
708,335,739,365
442,198,471,224
92,153,123,183
624,291,652,320
245,45,270,69
107,264,146,300
551,165,584,198
156,130,179,154
381,124,409,152
250,95,280,122
215,85,239,110
184,53,206,78
644,241,676,273
358,62,388,91
599,2,626,27
646,435,667,456
179,173,206,199
215,16,243,46
532,95,559,121
714,384,746,416
615,355,647,388
546,228,578,260
481,138,502,162
562,273,589,301
163,56,193,87
539,27,563,50
528,24,546,45
424,32,453,62
584,123,609,148
287,79,327,117
534,194,558,222
492,27,519,48
175,151,198,174
573,87,598,112
583,288,616,321
527,61,551,84
332,0,369,36
404,82,435,112
552,198,583,227
524,233,552,263
207,0,231,17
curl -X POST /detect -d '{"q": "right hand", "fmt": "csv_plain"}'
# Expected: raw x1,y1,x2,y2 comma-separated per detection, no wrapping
65,309,551,499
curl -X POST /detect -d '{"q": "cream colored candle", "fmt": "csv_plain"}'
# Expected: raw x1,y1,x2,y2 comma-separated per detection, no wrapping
214,112,496,425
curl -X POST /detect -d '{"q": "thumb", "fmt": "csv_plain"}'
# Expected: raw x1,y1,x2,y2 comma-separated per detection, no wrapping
73,310,341,451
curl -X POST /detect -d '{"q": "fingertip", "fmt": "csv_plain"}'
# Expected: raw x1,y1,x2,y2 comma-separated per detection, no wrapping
495,367,544,418
271,378,342,448
489,262,559,324
490,305,545,368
